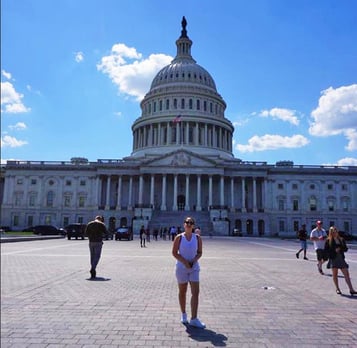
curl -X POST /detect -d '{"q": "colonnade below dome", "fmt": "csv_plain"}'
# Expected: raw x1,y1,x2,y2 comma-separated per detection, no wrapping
132,119,233,154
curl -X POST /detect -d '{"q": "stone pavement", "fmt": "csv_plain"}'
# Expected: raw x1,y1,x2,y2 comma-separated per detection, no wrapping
1,236,357,348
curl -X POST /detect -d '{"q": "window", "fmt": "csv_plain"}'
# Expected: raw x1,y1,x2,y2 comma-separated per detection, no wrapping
278,183,284,190
27,216,33,227
31,179,37,185
196,100,200,110
13,215,19,227
173,99,177,109
327,184,333,190
45,215,51,225
342,184,348,191
293,199,299,211
203,101,207,111
17,179,23,185
29,194,36,207
64,196,71,207
153,101,156,112
292,183,298,190
78,217,84,224
293,221,299,232
66,180,71,186
181,98,185,109
279,220,285,232
328,200,334,211
343,221,350,233
80,180,86,186
278,199,284,211
309,197,316,211
63,217,69,227
342,200,349,212
48,180,54,186
79,196,85,207
47,191,54,207
189,99,193,109
166,99,169,110
15,193,22,206
310,184,315,190
159,100,162,111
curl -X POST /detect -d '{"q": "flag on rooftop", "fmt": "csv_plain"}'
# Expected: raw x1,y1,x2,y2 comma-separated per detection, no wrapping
173,115,182,123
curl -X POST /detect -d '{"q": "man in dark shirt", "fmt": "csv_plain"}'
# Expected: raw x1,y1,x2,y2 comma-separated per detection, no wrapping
85,215,107,279
296,224,308,260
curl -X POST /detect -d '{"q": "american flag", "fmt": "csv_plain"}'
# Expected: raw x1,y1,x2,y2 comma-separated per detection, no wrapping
173,115,182,123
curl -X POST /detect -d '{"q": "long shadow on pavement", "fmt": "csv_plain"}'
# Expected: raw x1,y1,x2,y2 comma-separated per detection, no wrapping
185,325,227,346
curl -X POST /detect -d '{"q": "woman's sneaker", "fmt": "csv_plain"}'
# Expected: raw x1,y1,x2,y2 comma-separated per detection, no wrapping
189,318,206,328
180,313,188,324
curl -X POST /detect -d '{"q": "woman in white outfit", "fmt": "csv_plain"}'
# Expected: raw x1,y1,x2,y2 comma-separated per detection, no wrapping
172,216,205,328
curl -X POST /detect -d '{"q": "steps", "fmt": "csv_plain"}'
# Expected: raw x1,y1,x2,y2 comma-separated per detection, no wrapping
148,210,213,235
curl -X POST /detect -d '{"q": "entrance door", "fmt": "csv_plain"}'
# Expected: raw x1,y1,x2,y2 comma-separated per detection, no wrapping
177,195,185,211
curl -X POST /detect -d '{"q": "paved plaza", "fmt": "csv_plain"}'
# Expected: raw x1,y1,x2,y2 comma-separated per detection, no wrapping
1,236,357,347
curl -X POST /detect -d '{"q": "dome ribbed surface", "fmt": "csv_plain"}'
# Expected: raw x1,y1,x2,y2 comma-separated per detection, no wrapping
150,61,217,91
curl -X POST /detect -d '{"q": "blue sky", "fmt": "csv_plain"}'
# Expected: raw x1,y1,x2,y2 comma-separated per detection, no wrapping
1,0,357,166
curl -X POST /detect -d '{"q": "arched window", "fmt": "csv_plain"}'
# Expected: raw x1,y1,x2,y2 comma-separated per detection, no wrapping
47,191,54,207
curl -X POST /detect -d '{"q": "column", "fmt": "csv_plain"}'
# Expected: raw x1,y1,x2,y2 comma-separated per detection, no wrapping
230,177,235,211
204,124,208,146
253,177,257,212
196,175,202,211
96,176,101,207
173,174,178,211
128,176,133,210
185,174,190,211
150,174,155,208
138,175,144,205
208,175,213,208
116,175,122,210
161,174,167,210
105,175,111,209
167,122,171,145
220,175,224,206
242,177,246,212
176,123,180,145
195,123,199,145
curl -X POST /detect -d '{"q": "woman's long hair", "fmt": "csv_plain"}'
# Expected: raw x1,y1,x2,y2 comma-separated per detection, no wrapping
327,226,341,247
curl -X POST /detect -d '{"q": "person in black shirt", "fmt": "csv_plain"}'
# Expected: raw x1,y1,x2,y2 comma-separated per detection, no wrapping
85,215,107,279
296,224,308,260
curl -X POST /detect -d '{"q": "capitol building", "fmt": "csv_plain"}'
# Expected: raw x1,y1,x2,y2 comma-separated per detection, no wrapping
1,18,357,237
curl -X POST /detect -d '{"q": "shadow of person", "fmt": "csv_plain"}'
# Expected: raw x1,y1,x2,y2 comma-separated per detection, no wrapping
86,277,111,281
185,325,227,346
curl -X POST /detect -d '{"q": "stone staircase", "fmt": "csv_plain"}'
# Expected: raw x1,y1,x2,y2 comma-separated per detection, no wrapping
148,210,213,235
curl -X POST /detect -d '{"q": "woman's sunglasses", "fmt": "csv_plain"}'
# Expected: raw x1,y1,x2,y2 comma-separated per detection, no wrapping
184,221,194,225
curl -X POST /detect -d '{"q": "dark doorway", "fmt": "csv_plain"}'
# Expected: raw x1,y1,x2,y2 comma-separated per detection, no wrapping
177,195,185,210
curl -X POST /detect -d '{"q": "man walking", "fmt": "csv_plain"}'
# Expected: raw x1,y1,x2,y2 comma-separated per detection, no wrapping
310,220,327,275
296,224,308,260
85,215,107,279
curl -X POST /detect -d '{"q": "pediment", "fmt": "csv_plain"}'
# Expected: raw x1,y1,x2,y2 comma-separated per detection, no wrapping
143,150,218,168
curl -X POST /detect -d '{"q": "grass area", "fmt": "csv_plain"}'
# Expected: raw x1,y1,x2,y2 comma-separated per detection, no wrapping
2,231,35,236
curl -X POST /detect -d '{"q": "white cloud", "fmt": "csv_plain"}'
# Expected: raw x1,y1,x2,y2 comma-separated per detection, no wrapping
336,157,357,166
9,122,27,130
1,135,28,148
75,51,84,63
235,134,309,153
97,43,172,101
1,81,31,114
260,107,300,125
309,84,357,150
2,70,12,80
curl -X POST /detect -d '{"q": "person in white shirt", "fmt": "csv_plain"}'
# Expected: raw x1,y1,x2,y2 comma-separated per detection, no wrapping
310,220,328,275
172,217,205,329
